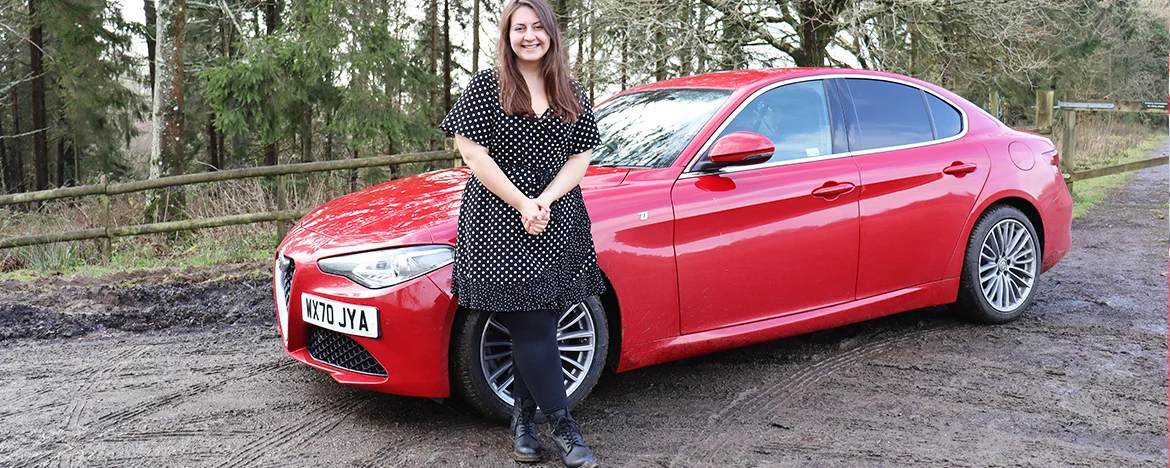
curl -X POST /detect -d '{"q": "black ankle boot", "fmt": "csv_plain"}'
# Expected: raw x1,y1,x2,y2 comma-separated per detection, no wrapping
547,408,598,468
510,397,543,462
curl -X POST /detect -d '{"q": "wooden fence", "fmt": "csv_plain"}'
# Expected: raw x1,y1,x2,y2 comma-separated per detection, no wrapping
1021,91,1167,190
0,150,460,253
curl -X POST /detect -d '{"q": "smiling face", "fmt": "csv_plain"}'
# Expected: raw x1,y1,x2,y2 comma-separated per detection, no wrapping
508,6,550,68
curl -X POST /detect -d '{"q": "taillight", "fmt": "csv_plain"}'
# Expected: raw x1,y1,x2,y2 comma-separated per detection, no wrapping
1041,149,1059,167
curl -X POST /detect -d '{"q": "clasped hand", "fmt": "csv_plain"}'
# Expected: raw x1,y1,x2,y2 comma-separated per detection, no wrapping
518,197,552,236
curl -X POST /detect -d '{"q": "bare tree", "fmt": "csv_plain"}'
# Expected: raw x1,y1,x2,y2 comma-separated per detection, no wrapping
29,0,47,191
145,0,156,95
7,89,23,193
147,0,187,222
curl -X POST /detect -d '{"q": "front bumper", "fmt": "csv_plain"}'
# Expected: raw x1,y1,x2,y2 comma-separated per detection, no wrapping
274,228,459,398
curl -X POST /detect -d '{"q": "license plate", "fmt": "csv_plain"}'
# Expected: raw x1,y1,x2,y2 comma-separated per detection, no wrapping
301,293,380,339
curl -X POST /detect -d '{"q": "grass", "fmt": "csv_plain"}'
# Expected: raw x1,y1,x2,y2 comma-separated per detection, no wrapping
1055,115,1168,218
0,162,449,283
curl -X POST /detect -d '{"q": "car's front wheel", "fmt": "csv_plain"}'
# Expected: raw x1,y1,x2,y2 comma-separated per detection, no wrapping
450,297,609,422
957,205,1042,323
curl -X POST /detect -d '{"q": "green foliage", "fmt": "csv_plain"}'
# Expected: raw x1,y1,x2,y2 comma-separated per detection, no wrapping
200,0,437,162
17,0,145,183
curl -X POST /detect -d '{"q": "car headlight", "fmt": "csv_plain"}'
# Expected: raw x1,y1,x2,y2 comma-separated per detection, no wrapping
317,245,454,289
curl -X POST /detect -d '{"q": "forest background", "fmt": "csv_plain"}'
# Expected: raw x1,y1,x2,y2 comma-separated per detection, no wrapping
0,0,1166,274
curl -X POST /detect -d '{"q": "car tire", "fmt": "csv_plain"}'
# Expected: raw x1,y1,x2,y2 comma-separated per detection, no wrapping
956,205,1042,324
450,297,609,422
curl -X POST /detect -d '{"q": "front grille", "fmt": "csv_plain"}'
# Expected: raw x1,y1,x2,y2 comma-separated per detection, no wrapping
306,326,387,376
278,256,295,311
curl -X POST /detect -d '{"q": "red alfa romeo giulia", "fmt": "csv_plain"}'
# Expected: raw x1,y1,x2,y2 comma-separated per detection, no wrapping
272,68,1072,421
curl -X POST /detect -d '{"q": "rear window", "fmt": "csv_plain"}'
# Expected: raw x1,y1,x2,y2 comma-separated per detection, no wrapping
926,93,963,139
843,79,934,151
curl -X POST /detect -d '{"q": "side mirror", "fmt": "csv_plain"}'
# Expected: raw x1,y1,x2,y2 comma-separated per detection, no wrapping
695,131,775,172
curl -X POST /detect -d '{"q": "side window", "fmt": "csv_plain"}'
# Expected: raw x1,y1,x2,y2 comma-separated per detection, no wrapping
712,81,833,164
926,93,962,139
844,79,934,151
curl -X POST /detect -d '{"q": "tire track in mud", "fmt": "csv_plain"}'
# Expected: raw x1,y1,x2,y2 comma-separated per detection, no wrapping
351,404,495,468
86,358,296,435
213,392,368,468
95,428,258,442
673,323,961,466
63,345,151,431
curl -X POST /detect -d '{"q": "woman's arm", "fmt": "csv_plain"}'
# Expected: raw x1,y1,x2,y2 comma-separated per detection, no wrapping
535,150,591,207
455,134,549,231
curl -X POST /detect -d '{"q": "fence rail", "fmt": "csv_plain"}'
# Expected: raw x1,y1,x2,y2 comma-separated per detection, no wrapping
1024,91,1167,189
0,150,460,251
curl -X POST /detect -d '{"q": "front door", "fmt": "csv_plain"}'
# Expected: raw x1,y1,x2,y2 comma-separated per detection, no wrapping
672,80,861,335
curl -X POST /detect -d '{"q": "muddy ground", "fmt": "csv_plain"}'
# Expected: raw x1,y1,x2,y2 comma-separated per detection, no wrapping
0,147,1166,467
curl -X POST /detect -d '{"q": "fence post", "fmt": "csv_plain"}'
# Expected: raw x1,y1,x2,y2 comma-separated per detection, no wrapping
276,175,287,243
99,174,111,262
1035,90,1054,132
1063,109,1077,191
989,92,1002,120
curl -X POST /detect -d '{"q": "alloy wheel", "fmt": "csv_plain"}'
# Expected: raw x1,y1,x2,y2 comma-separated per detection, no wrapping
978,218,1038,312
479,302,597,406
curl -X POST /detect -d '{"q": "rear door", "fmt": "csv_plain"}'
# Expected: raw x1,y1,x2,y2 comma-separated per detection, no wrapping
672,79,861,334
836,78,990,299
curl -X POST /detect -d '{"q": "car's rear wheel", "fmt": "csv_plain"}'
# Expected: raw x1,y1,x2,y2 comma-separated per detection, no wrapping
450,297,609,422
957,205,1041,323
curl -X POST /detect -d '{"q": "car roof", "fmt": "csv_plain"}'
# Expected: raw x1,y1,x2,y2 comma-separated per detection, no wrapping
608,67,939,99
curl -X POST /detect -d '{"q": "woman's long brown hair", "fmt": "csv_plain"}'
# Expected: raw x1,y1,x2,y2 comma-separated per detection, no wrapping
496,0,583,123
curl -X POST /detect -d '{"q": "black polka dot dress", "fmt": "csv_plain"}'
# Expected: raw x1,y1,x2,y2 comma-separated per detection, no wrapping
439,68,606,313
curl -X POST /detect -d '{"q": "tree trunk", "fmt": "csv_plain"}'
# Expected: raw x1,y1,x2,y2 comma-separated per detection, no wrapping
324,109,334,161
264,142,277,166
9,90,24,193
207,115,219,169
620,29,628,89
148,0,187,223
301,107,312,163
554,0,566,23
721,15,747,70
588,0,596,101
428,0,439,150
145,0,157,96
29,0,48,191
55,137,65,187
263,0,279,166
442,0,451,114
679,2,693,77
349,148,357,193
654,28,666,81
472,0,480,73
697,4,708,73
0,103,8,193
576,13,584,75
795,0,841,67
216,130,225,167
265,0,280,33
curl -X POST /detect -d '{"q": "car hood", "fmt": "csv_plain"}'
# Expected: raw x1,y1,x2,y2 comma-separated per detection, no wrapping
296,166,630,242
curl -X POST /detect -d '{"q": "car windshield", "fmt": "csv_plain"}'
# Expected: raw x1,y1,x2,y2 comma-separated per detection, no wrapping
590,89,732,168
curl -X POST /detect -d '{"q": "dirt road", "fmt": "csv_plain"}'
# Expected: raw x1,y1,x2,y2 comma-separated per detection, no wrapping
1,147,1166,467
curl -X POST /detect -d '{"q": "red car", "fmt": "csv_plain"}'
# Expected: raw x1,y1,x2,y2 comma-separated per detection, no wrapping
273,68,1072,421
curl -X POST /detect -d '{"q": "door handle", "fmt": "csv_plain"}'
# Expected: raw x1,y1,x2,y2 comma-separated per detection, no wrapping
811,182,856,199
943,162,978,176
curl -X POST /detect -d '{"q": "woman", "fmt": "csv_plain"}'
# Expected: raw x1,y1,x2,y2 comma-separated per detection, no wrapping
438,0,605,467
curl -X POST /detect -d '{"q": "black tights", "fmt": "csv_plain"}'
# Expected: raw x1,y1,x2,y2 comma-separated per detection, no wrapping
495,309,568,413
